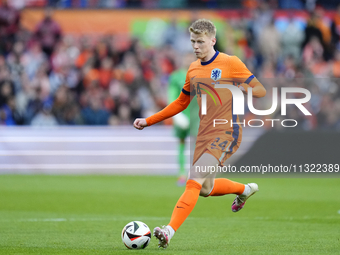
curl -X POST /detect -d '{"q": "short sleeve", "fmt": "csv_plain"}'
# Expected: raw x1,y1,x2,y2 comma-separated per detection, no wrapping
229,56,255,84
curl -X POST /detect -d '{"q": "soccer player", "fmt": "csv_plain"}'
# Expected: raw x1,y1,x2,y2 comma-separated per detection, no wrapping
133,19,266,249
168,53,199,186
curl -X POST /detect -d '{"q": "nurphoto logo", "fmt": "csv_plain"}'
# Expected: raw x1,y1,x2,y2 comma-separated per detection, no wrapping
200,85,312,128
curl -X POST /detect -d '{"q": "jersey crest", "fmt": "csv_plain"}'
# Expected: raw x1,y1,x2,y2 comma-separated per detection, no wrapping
211,68,221,81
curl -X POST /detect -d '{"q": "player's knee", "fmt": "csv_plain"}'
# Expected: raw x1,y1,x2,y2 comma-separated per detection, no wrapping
199,185,211,197
199,178,213,197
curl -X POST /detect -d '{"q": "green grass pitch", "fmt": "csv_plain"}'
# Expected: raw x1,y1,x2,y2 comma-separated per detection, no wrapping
0,175,339,254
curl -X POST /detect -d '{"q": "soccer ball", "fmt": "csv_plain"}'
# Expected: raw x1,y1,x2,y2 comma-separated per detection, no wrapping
121,221,151,249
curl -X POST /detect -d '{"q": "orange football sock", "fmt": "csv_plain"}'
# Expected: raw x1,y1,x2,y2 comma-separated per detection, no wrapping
207,178,245,196
168,179,202,231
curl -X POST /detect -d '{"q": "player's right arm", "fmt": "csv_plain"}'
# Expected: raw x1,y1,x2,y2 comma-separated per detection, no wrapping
133,118,148,130
133,91,191,130
133,67,194,130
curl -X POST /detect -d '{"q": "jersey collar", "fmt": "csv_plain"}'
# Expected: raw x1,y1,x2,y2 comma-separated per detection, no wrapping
200,51,219,66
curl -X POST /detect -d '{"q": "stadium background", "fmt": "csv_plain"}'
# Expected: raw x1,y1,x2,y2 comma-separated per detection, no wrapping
1,0,340,172
0,1,339,254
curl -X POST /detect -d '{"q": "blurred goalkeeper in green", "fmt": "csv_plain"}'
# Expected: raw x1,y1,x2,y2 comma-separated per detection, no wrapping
168,53,199,186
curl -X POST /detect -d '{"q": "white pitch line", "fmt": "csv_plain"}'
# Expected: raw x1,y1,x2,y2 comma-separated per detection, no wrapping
0,163,191,169
1,215,339,223
0,137,177,143
0,216,171,222
0,150,191,156
0,136,257,143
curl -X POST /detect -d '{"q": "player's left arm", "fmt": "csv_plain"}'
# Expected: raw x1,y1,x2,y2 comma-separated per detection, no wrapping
238,77,266,98
230,56,266,98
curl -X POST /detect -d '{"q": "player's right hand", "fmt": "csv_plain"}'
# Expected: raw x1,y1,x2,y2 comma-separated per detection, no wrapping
133,118,148,130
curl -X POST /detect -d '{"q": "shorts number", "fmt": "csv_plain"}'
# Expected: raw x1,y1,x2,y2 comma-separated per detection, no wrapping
211,137,220,148
218,140,228,151
211,137,229,151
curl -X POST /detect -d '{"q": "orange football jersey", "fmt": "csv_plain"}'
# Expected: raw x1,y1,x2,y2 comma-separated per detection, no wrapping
182,51,255,148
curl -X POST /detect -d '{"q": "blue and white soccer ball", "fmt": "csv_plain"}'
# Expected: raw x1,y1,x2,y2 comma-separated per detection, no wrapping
121,221,151,249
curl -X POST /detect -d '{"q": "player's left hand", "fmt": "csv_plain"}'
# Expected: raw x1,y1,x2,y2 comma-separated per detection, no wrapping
133,118,148,130
237,83,249,94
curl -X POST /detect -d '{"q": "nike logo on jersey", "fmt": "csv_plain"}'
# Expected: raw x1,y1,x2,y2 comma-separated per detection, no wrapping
176,206,185,209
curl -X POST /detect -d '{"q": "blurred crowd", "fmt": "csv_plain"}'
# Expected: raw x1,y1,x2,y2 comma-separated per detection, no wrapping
226,2,340,130
9,0,340,10
0,0,340,130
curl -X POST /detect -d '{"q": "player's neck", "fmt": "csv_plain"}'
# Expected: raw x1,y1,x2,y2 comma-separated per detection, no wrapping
201,49,216,63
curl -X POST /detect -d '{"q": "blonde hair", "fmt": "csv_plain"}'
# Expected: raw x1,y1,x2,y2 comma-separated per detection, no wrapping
189,19,216,38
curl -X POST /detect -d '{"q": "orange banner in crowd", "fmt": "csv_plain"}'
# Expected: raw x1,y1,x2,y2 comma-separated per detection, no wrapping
21,9,219,35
